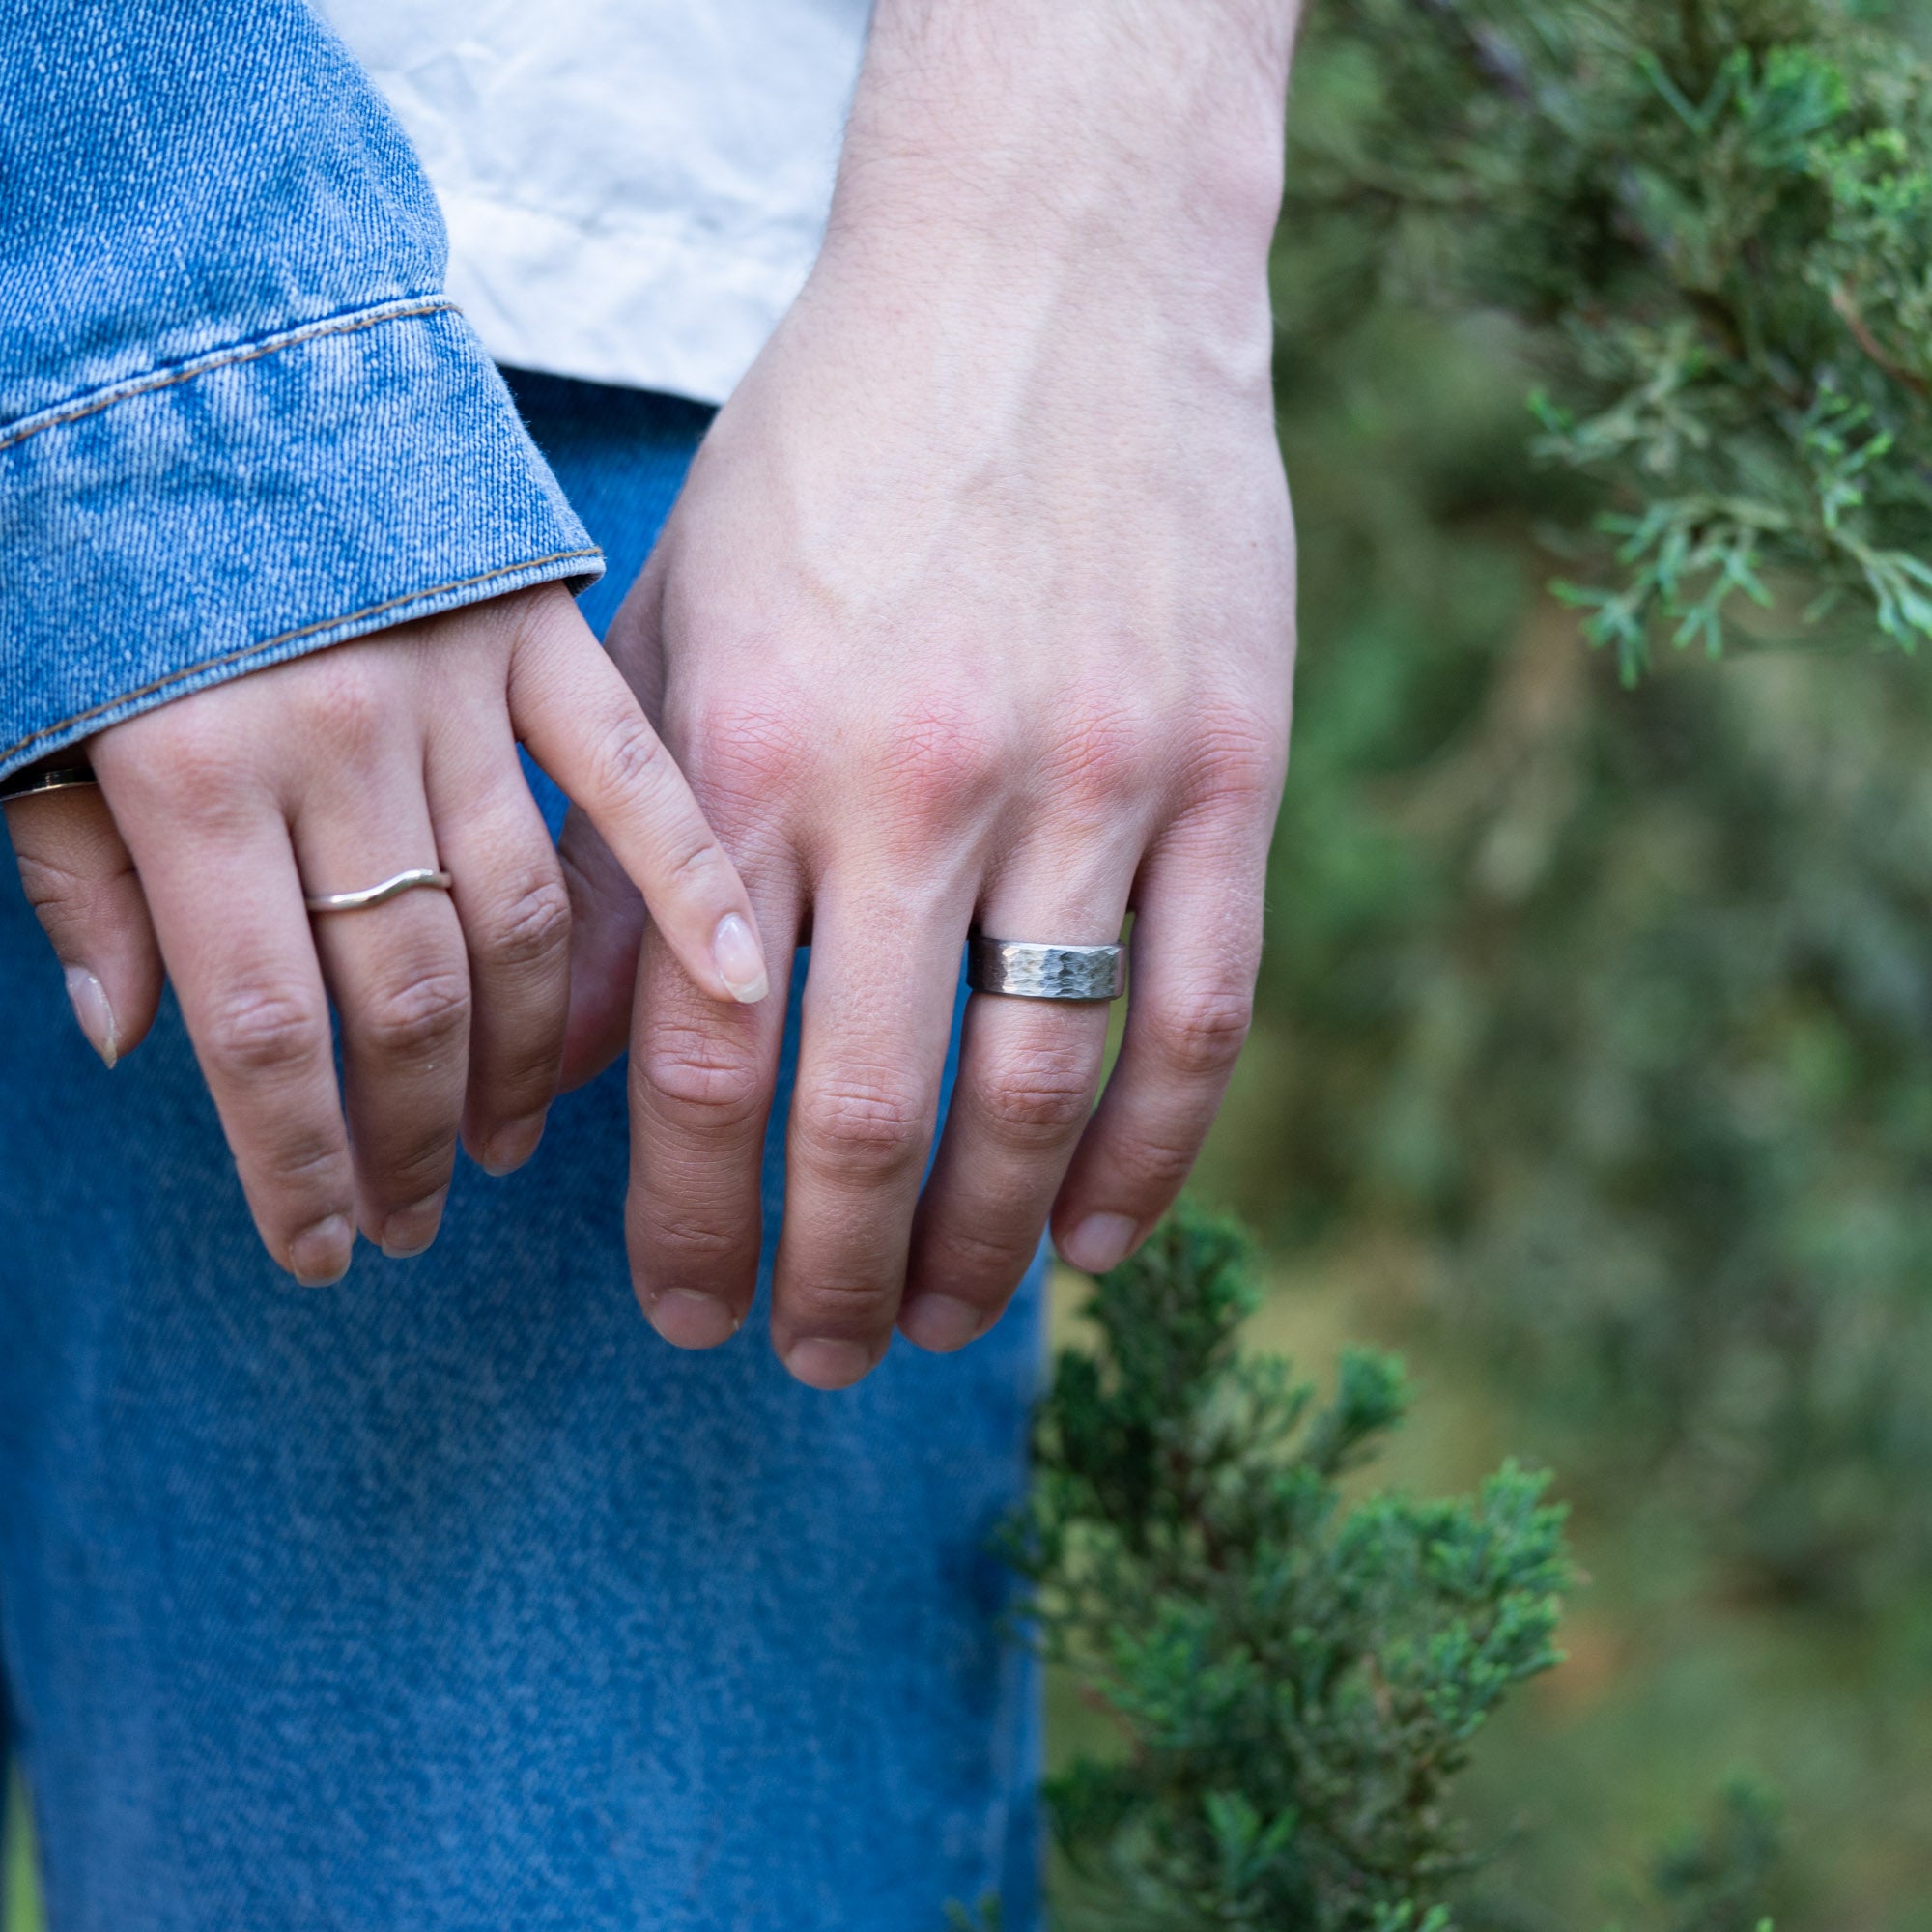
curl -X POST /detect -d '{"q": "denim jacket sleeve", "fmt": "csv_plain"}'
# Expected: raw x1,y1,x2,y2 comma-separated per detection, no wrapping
0,1,604,781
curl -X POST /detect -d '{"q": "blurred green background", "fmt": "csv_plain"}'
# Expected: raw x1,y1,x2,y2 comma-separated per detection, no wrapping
12,7,1932,1924
1145,244,1932,1930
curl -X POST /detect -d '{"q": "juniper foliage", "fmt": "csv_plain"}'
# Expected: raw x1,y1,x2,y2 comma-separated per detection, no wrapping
1232,0,1932,1613
1645,1782,1782,1932
1006,1214,1574,1931
1286,0,1932,678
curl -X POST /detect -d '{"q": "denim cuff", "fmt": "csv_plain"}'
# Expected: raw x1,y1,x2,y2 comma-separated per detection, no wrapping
0,298,604,780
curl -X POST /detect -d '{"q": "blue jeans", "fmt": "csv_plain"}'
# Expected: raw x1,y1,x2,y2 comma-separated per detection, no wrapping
0,372,1044,1931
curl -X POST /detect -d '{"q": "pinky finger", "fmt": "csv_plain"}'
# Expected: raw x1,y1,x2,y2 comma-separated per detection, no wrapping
507,605,771,1010
5,781,165,1067
1050,822,1265,1275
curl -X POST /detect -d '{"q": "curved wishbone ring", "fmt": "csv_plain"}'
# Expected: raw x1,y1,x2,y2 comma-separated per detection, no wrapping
302,867,453,915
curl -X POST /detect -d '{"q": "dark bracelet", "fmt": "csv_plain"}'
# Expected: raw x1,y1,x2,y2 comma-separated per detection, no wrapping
0,760,99,804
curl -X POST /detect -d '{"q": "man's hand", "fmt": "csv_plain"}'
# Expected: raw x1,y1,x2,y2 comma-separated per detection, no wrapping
561,0,1298,1387
6,584,767,1281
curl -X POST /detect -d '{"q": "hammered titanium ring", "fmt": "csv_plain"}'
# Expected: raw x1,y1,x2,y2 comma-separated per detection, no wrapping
966,936,1126,1002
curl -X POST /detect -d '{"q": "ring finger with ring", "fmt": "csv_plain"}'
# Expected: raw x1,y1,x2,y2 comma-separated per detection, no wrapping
294,777,473,1262
899,867,1134,1353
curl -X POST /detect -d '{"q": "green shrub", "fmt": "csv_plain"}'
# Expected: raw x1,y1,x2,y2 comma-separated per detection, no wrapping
1008,1214,1782,1931
1010,1214,1572,1928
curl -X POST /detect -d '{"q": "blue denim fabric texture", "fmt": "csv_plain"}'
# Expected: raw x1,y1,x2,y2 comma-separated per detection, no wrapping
0,2,599,782
0,373,1045,1930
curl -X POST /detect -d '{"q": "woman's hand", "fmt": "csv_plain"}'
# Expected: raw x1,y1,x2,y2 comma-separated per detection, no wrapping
4,583,767,1282
558,0,1296,1387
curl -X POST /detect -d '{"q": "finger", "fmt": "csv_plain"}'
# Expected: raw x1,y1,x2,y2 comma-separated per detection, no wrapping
426,709,573,1176
508,610,771,1010
91,749,356,1286
292,766,471,1261
556,804,644,1092
770,882,968,1389
625,875,799,1350
4,781,164,1066
1051,813,1267,1274
898,846,1133,1352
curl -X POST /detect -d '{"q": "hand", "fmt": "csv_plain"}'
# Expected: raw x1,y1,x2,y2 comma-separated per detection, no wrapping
5,584,768,1282
561,0,1296,1387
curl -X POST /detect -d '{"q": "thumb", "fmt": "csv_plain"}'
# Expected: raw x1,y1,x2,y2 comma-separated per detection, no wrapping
556,803,645,1091
4,778,165,1068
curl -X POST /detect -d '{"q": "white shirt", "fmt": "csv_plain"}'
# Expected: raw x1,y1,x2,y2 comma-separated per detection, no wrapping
318,0,873,404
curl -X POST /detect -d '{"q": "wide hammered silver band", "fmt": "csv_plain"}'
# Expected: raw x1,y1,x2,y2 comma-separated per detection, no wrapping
303,867,453,915
968,936,1126,1002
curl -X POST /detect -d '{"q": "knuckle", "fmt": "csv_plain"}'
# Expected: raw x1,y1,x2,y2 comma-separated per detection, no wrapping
792,1066,929,1175
357,966,469,1060
590,712,672,804
921,1215,1037,1292
111,698,217,773
305,661,389,759
478,871,572,973
127,724,256,829
873,707,1003,827
14,848,85,910
487,1042,564,1109
204,983,330,1081
257,1127,348,1201
676,699,811,842
1044,704,1149,810
680,700,810,821
1106,1124,1198,1196
640,1209,744,1268
784,1273,899,1337
971,1035,1096,1146
1179,704,1289,810
633,1015,765,1127
367,1132,456,1205
1147,984,1254,1080
663,825,727,893
102,711,273,838
15,847,124,936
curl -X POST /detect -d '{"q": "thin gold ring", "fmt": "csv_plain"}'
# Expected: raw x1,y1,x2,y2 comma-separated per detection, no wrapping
303,867,453,914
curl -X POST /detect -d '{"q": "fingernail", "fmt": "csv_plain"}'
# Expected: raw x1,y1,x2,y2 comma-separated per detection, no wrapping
648,1288,742,1350
290,1214,355,1287
482,1111,547,1177
784,1337,876,1391
899,1294,985,1353
1059,1212,1138,1276
64,965,118,1068
381,1190,447,1260
711,913,770,1005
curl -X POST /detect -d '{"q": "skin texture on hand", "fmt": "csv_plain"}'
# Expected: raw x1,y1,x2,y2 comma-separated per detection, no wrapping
560,0,1301,1388
4,583,766,1283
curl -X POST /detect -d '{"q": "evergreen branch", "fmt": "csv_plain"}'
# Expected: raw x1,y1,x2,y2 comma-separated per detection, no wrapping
1282,0,1932,672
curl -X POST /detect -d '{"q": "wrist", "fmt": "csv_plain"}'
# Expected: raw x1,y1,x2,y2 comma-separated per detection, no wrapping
826,0,1292,338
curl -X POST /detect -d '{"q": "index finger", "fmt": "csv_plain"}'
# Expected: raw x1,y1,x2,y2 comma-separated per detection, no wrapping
94,760,356,1286
508,614,771,1011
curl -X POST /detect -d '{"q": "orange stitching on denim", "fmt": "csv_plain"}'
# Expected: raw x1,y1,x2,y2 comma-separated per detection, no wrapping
0,548,604,768
0,298,461,454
